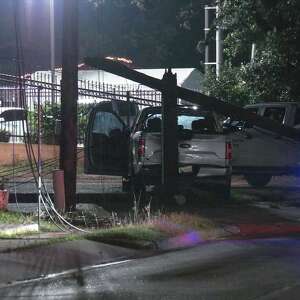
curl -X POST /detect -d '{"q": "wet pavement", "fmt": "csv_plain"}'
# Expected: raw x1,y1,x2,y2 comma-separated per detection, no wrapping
1,176,300,298
0,239,140,285
0,237,300,299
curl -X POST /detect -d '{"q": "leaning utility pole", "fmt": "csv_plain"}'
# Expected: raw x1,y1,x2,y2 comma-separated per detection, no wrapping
60,0,78,210
161,69,178,192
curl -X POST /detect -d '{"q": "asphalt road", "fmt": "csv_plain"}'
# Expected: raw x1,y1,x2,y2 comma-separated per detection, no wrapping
1,237,300,299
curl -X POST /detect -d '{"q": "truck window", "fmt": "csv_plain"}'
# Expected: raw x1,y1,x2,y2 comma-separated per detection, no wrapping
93,111,124,136
293,108,300,126
143,111,217,134
263,107,285,123
246,107,258,114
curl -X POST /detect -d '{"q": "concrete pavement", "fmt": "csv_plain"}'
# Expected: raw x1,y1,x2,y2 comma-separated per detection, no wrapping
0,239,142,285
1,237,300,299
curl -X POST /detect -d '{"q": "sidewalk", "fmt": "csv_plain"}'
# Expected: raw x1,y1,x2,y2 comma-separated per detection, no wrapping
0,223,38,237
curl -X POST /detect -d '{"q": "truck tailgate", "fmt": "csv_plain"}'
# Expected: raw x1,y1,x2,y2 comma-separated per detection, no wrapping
143,133,227,167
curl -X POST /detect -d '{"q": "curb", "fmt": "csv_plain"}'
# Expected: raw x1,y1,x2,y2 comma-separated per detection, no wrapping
0,224,39,236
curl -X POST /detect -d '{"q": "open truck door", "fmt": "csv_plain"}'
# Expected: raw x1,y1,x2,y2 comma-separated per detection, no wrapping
84,100,139,176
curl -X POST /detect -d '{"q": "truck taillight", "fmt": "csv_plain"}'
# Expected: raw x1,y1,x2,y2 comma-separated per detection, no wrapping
226,142,232,161
137,138,145,158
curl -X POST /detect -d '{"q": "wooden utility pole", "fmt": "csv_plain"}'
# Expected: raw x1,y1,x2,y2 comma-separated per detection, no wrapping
60,0,78,210
161,69,178,191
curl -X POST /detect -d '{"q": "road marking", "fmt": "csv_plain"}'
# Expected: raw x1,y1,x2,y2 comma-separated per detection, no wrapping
0,259,131,289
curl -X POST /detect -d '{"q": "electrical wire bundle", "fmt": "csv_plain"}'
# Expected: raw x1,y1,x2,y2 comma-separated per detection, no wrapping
12,0,89,233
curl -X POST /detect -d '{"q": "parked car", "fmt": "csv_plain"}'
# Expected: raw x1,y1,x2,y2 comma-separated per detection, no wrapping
85,101,232,200
224,102,300,187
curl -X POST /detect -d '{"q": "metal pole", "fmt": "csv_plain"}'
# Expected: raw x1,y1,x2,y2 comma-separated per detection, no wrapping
37,86,42,230
251,43,256,63
204,5,222,78
204,6,210,73
50,0,56,106
215,4,223,78
126,91,131,127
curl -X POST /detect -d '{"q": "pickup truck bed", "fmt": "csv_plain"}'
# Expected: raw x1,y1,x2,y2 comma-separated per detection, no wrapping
225,102,300,187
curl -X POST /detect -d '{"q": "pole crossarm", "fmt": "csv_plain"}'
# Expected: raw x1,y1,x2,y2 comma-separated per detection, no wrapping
85,57,300,141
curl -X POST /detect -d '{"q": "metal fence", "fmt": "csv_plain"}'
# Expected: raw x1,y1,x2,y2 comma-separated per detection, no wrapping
0,72,162,144
0,72,162,193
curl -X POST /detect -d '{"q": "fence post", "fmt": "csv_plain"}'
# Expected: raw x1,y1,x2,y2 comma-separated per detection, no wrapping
161,69,178,193
126,91,131,127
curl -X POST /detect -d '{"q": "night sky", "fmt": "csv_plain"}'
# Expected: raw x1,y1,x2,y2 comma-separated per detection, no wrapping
0,0,205,74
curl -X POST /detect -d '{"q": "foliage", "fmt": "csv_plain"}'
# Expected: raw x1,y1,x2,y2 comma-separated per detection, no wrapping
28,103,92,145
83,0,210,68
0,211,33,224
204,0,300,104
0,129,10,143
78,104,93,144
28,103,60,145
203,64,251,106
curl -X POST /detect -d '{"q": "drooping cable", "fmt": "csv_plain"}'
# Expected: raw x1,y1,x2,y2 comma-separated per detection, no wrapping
12,0,90,233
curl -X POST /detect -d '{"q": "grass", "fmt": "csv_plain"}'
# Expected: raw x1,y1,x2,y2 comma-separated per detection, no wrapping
87,224,165,242
0,210,34,224
0,211,219,251
84,212,218,248
0,197,221,251
0,210,59,239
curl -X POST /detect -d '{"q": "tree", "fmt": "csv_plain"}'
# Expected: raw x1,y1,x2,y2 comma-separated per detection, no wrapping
84,0,210,68
203,0,300,104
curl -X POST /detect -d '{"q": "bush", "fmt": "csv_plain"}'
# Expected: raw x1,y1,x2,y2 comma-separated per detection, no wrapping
0,129,10,142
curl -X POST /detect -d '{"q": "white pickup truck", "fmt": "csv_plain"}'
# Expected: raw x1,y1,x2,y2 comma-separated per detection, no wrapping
85,101,232,199
224,102,300,187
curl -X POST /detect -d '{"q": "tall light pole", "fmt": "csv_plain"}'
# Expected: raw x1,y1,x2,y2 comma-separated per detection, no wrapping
204,3,223,78
215,4,223,78
49,0,55,105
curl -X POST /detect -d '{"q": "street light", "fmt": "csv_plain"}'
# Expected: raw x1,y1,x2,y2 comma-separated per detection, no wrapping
49,0,55,105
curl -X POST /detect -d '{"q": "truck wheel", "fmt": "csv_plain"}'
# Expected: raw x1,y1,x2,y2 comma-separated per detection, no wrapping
216,175,231,201
174,194,187,206
217,184,231,201
244,174,272,188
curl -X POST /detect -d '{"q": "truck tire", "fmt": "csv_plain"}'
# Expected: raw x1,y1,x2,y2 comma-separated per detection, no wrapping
215,175,232,201
217,183,231,201
244,174,272,188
